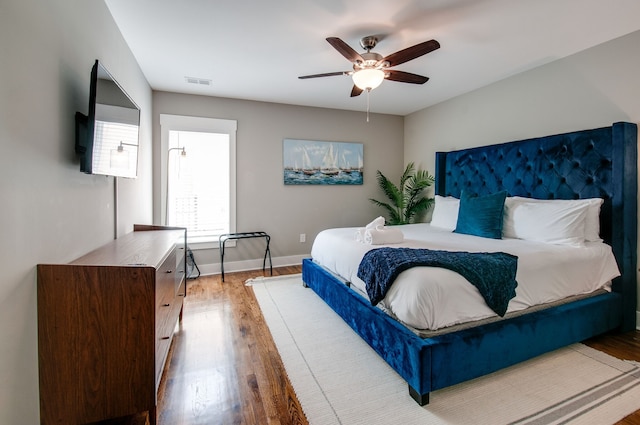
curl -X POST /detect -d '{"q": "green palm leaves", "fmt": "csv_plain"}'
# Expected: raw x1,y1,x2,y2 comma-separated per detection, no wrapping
370,162,435,225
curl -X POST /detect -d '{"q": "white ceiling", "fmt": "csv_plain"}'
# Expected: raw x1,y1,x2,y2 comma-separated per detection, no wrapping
104,0,640,116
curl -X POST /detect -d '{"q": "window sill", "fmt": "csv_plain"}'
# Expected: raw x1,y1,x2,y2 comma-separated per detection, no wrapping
188,236,235,250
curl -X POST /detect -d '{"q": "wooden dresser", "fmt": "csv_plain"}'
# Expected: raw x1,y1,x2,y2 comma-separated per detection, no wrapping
37,225,186,425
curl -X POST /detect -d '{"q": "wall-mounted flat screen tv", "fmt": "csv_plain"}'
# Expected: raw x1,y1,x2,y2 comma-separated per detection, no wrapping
75,60,140,178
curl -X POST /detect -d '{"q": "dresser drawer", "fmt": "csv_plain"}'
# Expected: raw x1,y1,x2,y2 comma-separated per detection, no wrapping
155,279,185,344
156,249,177,311
175,238,186,293
155,334,172,387
154,283,184,386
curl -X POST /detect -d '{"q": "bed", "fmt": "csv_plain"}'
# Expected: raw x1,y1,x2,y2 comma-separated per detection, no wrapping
301,121,638,405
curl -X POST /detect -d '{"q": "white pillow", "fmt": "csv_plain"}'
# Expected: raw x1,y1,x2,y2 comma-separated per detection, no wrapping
509,201,590,247
504,196,603,242
430,195,459,231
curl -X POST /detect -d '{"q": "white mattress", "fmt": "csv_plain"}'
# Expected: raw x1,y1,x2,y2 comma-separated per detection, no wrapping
310,223,620,331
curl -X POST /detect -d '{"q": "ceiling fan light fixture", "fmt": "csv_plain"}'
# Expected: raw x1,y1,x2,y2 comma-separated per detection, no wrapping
352,68,385,91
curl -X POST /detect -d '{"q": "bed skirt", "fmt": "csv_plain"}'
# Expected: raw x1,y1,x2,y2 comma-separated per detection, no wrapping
302,258,622,404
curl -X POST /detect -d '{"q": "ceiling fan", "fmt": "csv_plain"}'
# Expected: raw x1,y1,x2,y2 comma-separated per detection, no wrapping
299,36,440,97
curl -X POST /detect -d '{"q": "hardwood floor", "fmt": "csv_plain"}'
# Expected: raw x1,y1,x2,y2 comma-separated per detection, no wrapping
113,265,640,424
156,266,307,425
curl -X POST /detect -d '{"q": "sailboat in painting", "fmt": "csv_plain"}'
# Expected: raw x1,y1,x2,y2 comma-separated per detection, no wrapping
321,143,340,175
302,147,316,175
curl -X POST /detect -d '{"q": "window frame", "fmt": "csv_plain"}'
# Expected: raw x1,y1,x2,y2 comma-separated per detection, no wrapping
160,114,237,248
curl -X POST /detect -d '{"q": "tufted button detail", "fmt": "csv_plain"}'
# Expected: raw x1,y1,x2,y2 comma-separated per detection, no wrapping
440,133,613,220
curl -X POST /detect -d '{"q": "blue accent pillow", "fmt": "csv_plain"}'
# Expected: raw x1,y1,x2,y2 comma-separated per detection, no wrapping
454,191,507,239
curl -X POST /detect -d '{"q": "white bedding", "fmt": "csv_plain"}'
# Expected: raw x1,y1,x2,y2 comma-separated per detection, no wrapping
310,223,620,331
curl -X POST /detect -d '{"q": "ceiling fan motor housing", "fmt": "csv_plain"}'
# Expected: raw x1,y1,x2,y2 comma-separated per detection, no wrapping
360,36,379,51
355,52,385,70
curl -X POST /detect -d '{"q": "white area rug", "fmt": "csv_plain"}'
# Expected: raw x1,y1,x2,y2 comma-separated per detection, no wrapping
248,274,640,425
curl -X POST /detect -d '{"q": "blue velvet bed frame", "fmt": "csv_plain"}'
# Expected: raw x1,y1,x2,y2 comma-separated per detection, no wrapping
302,121,638,405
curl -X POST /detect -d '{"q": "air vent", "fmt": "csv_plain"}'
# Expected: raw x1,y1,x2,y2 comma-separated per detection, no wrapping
185,76,212,86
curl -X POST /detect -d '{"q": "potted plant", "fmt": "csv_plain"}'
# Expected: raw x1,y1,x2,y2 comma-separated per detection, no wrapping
370,162,435,225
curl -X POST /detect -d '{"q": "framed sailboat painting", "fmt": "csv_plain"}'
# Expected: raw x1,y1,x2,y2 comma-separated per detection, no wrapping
283,139,363,185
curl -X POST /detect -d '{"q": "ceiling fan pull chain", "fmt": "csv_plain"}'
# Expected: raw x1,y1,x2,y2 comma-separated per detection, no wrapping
366,88,371,122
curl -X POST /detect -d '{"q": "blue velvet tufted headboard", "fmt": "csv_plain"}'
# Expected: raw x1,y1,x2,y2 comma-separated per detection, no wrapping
435,122,638,331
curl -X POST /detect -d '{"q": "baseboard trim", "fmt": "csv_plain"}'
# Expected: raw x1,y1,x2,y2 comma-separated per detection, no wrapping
196,254,309,277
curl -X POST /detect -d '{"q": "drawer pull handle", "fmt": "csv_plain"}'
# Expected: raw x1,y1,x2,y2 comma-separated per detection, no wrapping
163,303,170,307
166,270,173,274
161,336,170,340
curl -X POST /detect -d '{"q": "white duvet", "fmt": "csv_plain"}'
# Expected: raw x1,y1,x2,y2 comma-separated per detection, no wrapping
310,223,620,331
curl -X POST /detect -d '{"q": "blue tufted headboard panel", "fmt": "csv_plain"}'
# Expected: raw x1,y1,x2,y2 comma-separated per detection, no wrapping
435,122,637,331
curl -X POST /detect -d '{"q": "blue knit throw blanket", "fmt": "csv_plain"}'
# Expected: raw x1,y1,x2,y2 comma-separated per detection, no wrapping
357,247,518,317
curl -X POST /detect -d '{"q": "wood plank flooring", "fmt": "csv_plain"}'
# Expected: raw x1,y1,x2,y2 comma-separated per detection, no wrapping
156,266,307,425
112,266,640,424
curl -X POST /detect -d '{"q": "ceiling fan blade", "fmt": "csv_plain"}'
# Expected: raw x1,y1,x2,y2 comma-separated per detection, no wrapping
380,39,440,67
326,37,364,63
298,71,348,79
385,70,429,84
350,85,363,97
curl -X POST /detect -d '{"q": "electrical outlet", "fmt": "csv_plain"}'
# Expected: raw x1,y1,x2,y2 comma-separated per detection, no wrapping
299,233,306,243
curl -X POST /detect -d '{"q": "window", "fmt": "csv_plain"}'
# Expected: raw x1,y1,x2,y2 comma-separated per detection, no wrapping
160,114,237,245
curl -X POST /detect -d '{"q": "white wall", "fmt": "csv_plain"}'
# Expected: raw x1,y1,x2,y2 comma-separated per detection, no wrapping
152,92,404,272
405,30,640,323
0,1,152,423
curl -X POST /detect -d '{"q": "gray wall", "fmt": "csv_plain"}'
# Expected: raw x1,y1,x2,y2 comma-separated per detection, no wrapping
405,30,640,323
0,0,152,423
152,92,404,271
